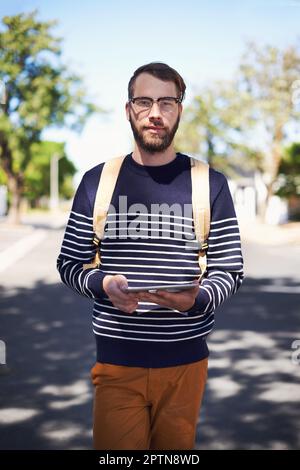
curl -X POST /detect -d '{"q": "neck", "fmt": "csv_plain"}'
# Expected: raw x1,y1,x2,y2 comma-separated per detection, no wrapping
132,144,177,166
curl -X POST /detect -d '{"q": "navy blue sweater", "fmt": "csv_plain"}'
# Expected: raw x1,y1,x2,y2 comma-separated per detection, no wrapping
57,153,244,367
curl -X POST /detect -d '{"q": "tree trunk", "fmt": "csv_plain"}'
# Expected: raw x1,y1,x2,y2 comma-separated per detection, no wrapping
6,175,23,225
260,181,274,222
261,128,283,222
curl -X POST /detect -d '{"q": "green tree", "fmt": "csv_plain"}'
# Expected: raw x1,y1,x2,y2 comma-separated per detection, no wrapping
175,82,256,175
23,140,76,207
0,11,101,223
238,42,300,217
276,142,300,198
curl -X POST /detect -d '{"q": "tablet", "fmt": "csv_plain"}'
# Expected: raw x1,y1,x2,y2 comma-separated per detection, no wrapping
124,281,199,293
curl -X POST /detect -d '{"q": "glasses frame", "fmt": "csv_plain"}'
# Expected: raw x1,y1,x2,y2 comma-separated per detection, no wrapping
129,96,182,113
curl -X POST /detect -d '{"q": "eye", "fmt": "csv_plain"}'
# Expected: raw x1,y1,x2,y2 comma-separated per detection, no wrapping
161,99,174,105
135,98,152,108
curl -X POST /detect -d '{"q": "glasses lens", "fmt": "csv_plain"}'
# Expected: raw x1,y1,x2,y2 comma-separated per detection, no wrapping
158,98,178,112
133,98,152,110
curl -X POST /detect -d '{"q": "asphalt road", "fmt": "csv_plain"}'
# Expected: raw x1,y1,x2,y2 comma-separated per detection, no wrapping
0,221,300,450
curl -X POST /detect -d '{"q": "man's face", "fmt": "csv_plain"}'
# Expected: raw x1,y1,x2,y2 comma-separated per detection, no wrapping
126,73,182,154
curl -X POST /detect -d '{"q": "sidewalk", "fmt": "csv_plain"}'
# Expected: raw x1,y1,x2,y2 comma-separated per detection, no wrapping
0,210,69,253
0,211,69,274
240,220,300,246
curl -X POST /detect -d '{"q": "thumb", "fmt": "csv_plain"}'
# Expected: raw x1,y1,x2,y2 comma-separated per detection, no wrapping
114,275,128,291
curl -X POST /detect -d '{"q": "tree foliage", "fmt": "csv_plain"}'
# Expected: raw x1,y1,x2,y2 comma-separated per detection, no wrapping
0,10,101,223
276,142,300,198
176,42,300,218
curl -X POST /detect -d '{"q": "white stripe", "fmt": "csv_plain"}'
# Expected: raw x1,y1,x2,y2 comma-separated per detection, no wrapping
207,248,241,255
103,270,197,277
101,241,199,249
211,276,232,293
69,217,93,228
67,223,93,234
71,210,93,220
101,248,197,257
64,238,94,247
209,233,240,240
93,321,214,342
208,270,234,277
65,230,92,241
61,245,94,254
95,306,187,316
105,227,195,237
60,251,93,261
101,256,198,265
92,312,212,328
201,283,216,310
200,286,213,313
106,218,193,230
206,255,243,261
207,262,242,267
72,265,84,295
84,269,100,298
210,225,238,232
114,279,198,284
107,212,194,222
213,278,230,297
61,259,73,286
101,263,199,270
92,318,214,335
94,304,210,325
103,235,196,242
208,240,241,248
211,217,237,225
214,283,224,303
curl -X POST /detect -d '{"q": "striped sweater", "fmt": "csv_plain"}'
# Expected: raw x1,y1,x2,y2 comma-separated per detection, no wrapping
57,153,244,367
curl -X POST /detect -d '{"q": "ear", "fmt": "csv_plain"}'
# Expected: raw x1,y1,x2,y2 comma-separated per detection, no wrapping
125,102,130,121
178,102,183,118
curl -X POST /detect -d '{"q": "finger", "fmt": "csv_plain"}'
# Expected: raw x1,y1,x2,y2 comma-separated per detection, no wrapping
139,293,171,306
114,274,129,291
127,293,140,301
109,290,132,302
137,292,157,302
154,290,174,300
122,303,138,313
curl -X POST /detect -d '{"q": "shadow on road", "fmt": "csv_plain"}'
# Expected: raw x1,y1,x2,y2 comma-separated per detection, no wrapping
0,276,300,449
0,281,95,450
197,276,300,449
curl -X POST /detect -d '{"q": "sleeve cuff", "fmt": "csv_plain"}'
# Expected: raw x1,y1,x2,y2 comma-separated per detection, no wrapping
186,288,211,316
85,269,106,299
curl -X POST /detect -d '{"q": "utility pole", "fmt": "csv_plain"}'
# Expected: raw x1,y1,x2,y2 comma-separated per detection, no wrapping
50,153,62,211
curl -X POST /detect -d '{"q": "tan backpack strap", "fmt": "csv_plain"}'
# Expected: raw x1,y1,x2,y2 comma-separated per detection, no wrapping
83,155,126,271
93,155,126,238
190,157,210,279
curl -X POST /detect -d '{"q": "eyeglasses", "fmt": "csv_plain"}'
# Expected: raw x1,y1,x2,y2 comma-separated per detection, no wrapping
129,96,181,113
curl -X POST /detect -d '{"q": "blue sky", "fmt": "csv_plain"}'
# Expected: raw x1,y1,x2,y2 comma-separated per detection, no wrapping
1,0,300,183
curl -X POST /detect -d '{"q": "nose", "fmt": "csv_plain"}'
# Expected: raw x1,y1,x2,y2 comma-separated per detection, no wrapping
148,101,162,119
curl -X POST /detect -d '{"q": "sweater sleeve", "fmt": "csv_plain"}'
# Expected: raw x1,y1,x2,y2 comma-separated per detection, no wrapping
187,173,244,316
56,172,106,300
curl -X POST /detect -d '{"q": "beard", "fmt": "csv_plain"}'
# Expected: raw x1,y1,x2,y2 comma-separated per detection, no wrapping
129,114,180,154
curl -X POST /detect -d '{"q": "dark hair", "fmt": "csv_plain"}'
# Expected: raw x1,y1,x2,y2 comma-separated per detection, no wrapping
128,62,186,102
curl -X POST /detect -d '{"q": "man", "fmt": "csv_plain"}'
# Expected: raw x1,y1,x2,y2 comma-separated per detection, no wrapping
57,62,244,450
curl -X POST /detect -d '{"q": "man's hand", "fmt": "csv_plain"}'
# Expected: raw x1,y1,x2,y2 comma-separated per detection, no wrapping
136,284,200,312
103,275,139,314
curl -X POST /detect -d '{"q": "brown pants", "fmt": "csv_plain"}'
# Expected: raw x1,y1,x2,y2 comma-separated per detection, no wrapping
91,358,208,450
